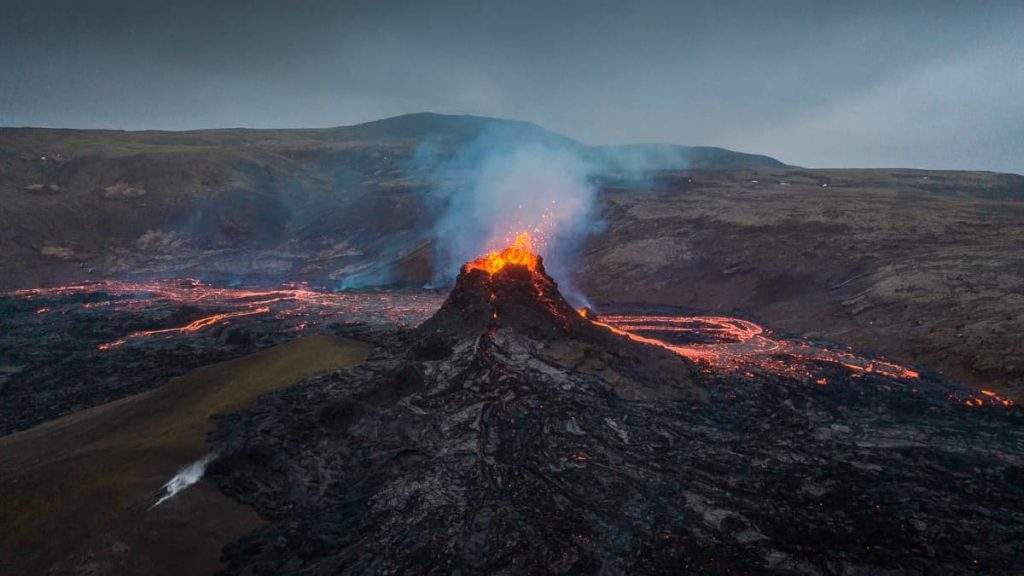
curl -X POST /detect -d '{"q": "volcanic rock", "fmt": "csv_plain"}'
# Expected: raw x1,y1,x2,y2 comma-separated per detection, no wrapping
0,282,442,435
415,256,702,400
420,257,591,339
207,261,1024,575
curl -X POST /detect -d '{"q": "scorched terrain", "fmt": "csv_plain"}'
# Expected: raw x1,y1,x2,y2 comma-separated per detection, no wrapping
2,114,1023,576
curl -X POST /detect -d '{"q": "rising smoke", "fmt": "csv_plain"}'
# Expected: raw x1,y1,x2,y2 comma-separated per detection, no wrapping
149,452,218,510
420,127,601,305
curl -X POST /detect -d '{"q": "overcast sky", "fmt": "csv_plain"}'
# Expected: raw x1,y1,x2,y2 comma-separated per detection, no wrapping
2,0,1022,173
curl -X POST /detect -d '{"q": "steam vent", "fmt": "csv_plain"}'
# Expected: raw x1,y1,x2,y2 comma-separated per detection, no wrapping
207,238,1024,575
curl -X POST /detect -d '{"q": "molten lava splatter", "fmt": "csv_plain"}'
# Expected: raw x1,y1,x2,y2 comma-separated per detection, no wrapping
464,232,540,275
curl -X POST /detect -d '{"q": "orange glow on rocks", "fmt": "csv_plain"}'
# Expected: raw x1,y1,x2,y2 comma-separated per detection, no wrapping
967,389,1016,407
97,307,271,350
587,313,924,383
465,233,540,275
13,279,444,351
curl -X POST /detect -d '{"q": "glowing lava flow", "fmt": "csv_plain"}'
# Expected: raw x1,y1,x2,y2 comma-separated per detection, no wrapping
591,313,921,381
955,389,1016,408
13,279,444,351
11,277,1013,408
98,307,271,350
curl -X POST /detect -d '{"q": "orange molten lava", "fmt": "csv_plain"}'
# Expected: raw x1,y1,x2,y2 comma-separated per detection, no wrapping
589,314,924,382
97,307,271,351
465,233,540,275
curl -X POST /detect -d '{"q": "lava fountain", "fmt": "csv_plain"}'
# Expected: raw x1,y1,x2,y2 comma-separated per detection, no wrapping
464,232,541,275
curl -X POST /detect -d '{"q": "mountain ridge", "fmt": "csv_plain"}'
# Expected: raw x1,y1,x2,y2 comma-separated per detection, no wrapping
0,112,790,167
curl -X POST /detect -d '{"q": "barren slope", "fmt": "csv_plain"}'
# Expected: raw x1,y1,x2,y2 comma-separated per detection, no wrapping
0,113,782,290
578,168,1024,400
0,335,372,576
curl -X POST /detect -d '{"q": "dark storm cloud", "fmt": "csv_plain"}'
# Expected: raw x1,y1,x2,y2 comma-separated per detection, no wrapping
1,0,1021,172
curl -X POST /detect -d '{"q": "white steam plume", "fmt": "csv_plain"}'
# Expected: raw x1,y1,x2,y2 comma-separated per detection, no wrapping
428,137,599,296
148,452,218,510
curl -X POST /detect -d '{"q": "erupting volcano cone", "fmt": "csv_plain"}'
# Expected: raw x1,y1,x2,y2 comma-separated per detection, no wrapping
414,233,702,401
418,248,588,339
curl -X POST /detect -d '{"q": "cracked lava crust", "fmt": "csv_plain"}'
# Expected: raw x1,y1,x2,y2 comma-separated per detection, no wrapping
207,241,1024,575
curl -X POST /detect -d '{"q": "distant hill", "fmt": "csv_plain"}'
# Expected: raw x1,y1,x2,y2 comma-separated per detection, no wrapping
337,114,791,168
1,112,1021,292
0,112,791,290
591,143,788,170
0,112,786,167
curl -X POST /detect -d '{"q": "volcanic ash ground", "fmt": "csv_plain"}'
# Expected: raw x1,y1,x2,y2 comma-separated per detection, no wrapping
208,256,1024,575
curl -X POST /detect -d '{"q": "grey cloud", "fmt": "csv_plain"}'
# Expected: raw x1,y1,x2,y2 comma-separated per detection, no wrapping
1,0,1020,172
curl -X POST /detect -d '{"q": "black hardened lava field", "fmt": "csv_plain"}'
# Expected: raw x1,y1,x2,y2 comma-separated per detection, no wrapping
0,281,443,434
3,238,1021,575
200,251,1024,575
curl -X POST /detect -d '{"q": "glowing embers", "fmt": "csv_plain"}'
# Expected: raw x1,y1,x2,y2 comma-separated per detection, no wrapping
464,232,540,275
957,389,1015,408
